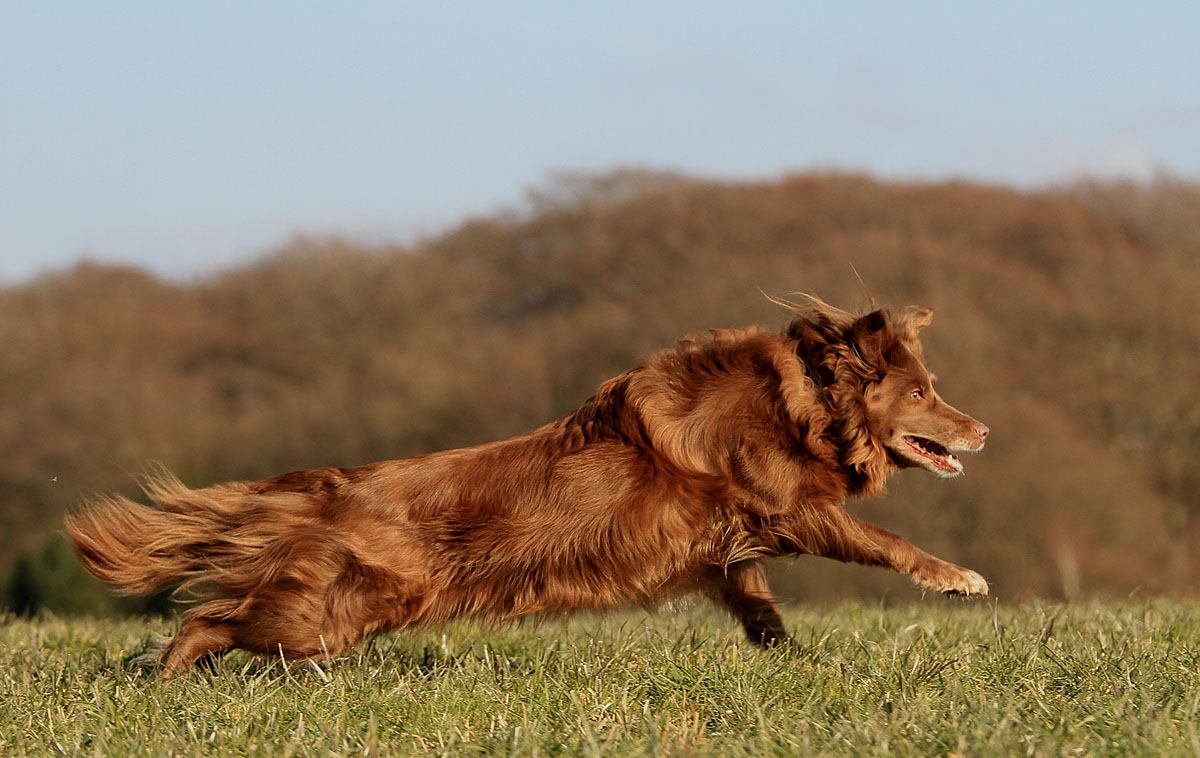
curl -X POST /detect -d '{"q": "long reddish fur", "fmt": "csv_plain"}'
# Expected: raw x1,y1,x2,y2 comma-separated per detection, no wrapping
67,299,986,675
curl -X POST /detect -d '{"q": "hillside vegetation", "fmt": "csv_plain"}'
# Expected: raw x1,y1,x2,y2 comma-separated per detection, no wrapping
3,171,1199,611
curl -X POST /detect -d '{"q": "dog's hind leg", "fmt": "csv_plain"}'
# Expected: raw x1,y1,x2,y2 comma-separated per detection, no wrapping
315,561,430,657
225,561,427,668
706,562,796,650
158,612,237,678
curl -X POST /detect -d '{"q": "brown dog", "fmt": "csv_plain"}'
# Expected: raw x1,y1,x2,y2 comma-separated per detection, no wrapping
68,298,989,676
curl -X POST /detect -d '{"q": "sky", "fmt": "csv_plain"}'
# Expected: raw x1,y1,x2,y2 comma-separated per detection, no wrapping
3,2,1198,282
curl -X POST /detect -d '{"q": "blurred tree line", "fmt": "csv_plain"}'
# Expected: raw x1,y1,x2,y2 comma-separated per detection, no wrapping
3,170,1198,615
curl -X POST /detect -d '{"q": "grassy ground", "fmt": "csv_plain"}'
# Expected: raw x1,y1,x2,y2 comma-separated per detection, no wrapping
2,599,1199,756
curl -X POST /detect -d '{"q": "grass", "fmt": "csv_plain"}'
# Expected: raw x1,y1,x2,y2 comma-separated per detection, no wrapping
2,599,1200,756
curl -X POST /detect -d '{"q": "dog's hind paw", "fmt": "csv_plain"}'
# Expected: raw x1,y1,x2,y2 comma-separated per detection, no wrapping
125,631,170,674
128,650,164,674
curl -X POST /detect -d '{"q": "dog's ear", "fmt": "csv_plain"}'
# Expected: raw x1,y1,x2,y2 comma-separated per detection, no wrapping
849,309,890,373
853,309,888,335
788,317,837,386
900,306,933,342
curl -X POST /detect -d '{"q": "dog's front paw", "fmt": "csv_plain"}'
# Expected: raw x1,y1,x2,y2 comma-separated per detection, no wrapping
919,565,989,597
942,568,988,597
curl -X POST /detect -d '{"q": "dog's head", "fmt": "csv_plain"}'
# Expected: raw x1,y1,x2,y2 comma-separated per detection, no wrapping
851,307,988,477
789,300,988,488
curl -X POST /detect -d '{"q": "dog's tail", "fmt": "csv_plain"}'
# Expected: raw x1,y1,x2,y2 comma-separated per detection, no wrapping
65,466,279,599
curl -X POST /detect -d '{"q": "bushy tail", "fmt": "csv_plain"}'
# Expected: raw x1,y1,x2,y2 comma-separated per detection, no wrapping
65,466,270,599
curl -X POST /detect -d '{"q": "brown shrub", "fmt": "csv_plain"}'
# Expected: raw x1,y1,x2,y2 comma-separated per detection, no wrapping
3,171,1198,605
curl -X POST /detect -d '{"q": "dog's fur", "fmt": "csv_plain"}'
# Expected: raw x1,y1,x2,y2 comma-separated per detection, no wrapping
67,299,989,676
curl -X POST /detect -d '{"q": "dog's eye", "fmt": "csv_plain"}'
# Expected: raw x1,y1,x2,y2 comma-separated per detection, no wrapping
910,389,924,401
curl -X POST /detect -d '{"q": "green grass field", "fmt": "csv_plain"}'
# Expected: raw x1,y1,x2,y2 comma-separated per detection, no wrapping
3,599,1199,756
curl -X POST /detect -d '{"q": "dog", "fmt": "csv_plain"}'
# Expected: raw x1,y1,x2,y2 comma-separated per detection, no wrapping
67,298,989,676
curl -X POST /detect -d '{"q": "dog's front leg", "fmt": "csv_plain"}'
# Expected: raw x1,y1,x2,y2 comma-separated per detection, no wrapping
797,507,989,596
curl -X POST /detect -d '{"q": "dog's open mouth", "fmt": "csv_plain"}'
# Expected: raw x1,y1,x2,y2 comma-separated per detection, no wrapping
902,435,963,474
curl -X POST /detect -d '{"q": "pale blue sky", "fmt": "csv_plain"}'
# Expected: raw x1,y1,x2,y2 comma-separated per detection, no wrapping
3,2,1198,282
